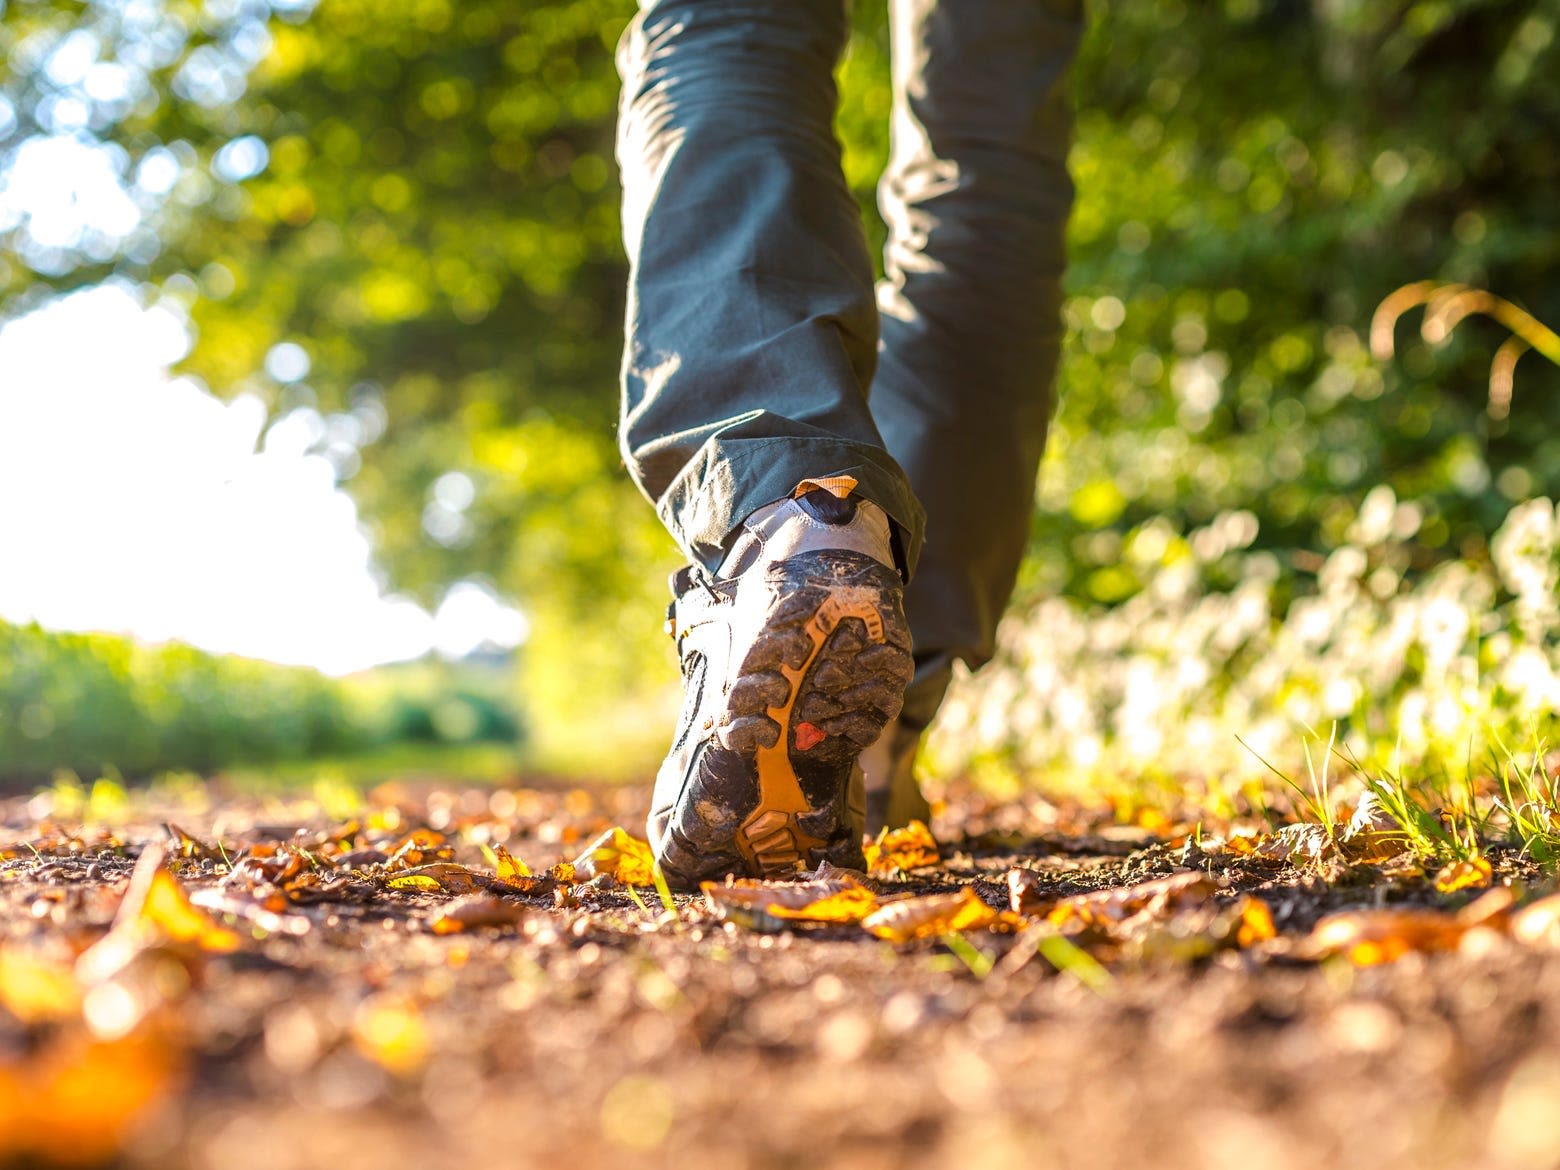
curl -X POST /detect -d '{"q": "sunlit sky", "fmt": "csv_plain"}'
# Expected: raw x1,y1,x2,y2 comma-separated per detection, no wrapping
2,11,528,675
0,284,527,676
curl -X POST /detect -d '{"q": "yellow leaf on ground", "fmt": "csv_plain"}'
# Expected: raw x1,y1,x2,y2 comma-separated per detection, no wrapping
863,887,1022,942
387,873,445,892
572,827,657,886
863,820,940,876
140,870,241,952
768,886,881,924
1434,857,1492,894
492,843,531,880
386,863,485,894
703,874,877,926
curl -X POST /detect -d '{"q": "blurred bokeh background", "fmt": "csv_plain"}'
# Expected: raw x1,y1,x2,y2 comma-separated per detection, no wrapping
2,0,1557,794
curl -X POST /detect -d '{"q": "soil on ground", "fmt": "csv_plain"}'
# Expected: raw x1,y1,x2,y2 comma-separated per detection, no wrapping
3,779,1558,1170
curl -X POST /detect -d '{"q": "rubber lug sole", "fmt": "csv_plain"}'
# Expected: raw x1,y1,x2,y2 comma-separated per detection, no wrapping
717,550,913,877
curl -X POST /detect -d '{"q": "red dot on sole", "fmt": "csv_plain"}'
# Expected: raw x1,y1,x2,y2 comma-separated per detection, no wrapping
794,721,827,751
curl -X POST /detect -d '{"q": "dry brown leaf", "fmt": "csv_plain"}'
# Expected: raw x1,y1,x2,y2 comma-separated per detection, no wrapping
1433,856,1492,894
163,823,222,861
571,827,657,885
1044,870,1220,930
1304,908,1464,965
385,862,485,895
863,820,940,876
1337,793,1408,863
1214,823,1333,865
1007,867,1045,915
862,887,1023,942
430,894,529,934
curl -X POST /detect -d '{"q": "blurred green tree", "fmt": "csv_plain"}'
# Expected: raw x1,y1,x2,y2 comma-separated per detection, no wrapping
2,0,1556,761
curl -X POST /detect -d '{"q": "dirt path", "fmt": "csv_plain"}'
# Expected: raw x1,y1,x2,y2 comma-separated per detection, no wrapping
3,781,1558,1170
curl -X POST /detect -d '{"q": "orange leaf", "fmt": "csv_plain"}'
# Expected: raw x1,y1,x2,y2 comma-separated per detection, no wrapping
863,820,940,876
0,1026,185,1166
863,887,1022,942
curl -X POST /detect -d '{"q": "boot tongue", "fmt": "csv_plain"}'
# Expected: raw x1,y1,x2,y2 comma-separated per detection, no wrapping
795,487,858,525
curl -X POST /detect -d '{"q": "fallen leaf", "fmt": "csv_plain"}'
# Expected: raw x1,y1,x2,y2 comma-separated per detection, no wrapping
385,862,485,895
430,894,529,934
114,847,240,954
386,873,444,893
1434,856,1492,894
1043,870,1220,930
491,843,531,880
1007,867,1045,915
862,887,1022,942
163,823,222,861
571,827,656,886
1303,908,1464,966
1223,823,1335,873
1337,793,1407,862
703,874,880,927
863,820,940,876
770,887,881,924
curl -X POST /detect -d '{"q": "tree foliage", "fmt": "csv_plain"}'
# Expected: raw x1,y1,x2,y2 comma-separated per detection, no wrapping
3,0,1557,733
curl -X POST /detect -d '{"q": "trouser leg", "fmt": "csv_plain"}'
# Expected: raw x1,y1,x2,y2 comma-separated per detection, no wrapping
873,0,1081,727
616,0,925,575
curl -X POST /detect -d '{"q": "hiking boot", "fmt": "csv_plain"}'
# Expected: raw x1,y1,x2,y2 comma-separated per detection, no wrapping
649,477,915,887
859,718,931,836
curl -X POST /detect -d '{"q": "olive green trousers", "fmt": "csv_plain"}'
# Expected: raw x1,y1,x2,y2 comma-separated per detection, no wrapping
616,0,1080,727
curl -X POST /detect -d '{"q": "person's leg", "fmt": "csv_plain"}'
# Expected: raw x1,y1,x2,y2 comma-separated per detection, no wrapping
617,0,921,882
616,0,925,574
875,0,1080,724
865,0,1081,826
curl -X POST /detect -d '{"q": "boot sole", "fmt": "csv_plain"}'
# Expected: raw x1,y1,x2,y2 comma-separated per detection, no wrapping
714,550,913,876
